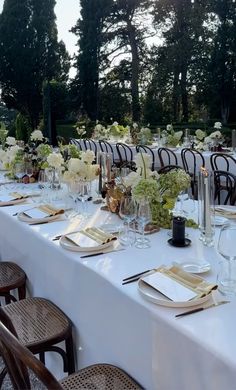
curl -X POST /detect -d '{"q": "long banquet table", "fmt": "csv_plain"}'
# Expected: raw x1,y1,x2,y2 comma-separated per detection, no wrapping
0,183,236,389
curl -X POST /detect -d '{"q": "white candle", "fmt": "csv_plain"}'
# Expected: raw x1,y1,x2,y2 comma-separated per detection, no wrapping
204,174,212,237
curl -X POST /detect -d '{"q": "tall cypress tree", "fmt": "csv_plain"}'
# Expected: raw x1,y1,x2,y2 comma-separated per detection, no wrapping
0,0,69,130
72,0,112,121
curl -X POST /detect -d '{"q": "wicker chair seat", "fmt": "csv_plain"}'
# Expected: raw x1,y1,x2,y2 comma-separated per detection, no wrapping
0,261,26,303
60,364,142,390
2,297,71,350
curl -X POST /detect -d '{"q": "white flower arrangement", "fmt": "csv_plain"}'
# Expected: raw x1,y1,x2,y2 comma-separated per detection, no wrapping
92,122,109,140
6,136,16,146
76,125,86,137
30,129,44,142
47,152,64,169
63,150,99,182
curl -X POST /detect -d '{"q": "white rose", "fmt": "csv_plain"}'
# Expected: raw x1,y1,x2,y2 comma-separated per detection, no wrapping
210,130,222,139
47,153,64,168
30,130,44,141
6,136,16,146
214,122,222,129
166,124,173,131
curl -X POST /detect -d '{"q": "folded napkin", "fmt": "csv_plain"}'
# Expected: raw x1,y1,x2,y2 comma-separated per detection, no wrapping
10,192,28,200
154,265,217,299
23,204,64,219
65,227,117,247
214,206,236,219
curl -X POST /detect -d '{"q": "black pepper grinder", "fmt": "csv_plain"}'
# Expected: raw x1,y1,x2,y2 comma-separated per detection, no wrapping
172,216,186,245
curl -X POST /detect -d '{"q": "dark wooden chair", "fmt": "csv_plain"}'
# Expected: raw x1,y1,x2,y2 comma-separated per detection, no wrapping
210,153,236,172
0,262,26,304
83,139,98,157
116,142,136,171
0,297,75,375
158,165,183,174
136,145,155,171
181,148,205,199
214,170,236,205
0,316,143,390
158,147,178,168
99,140,120,167
69,138,83,151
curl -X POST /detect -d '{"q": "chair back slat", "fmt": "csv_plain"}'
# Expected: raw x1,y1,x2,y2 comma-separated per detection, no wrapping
158,147,178,167
214,170,236,205
210,153,236,172
83,139,98,157
116,143,136,170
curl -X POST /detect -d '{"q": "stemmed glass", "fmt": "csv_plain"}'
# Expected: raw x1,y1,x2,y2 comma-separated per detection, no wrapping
119,196,137,246
77,181,91,217
135,199,151,249
217,224,236,296
14,162,25,181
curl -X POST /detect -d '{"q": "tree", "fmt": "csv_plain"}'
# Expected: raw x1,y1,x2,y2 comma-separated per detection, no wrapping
72,0,113,121
153,0,208,122
202,0,236,123
0,0,70,133
104,0,152,122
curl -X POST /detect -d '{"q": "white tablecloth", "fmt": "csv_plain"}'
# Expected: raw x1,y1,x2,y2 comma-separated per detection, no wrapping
0,184,236,389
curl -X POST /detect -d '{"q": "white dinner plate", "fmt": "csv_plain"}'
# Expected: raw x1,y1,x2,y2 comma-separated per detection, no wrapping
17,211,61,224
0,198,26,207
98,224,121,235
59,233,114,252
138,272,213,308
179,261,211,274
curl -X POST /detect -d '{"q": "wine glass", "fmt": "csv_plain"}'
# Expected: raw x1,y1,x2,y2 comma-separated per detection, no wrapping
119,196,137,246
14,162,25,181
38,170,50,203
217,224,236,296
135,199,151,249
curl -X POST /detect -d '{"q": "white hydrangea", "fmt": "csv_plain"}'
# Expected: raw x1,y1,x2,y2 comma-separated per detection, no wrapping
0,149,6,163
81,150,95,164
47,152,64,168
65,157,99,181
30,129,44,141
214,122,222,129
210,130,222,139
175,131,183,140
195,129,206,141
6,136,16,146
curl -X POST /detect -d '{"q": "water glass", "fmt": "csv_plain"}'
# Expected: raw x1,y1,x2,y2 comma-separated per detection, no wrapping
135,199,151,249
217,224,236,296
119,196,137,246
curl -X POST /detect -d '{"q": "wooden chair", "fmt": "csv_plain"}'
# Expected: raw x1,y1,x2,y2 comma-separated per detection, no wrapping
158,147,178,168
116,142,136,171
69,138,83,151
136,145,155,171
158,165,183,174
0,297,75,375
210,153,236,172
0,262,26,305
83,139,98,157
0,316,143,390
181,148,205,198
99,140,120,167
214,170,236,205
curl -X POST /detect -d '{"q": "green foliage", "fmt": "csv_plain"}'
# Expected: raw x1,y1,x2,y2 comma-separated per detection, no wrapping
0,0,70,128
15,113,31,143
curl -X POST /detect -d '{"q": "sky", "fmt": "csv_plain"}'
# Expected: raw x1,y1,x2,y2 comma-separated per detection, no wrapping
0,0,79,57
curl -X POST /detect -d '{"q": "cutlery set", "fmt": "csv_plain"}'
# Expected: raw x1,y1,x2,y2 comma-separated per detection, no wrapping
122,269,153,285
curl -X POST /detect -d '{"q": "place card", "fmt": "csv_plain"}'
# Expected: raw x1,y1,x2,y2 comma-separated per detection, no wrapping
142,272,198,302
65,232,101,248
23,208,50,219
